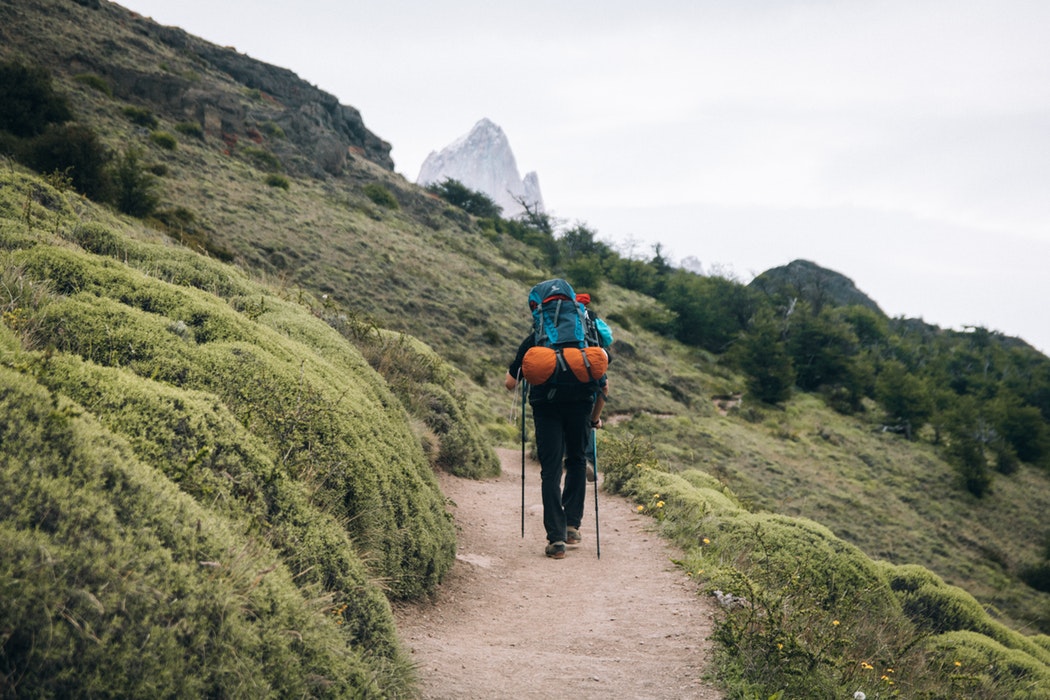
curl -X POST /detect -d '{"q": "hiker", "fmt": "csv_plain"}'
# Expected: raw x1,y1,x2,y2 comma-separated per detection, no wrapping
505,279,608,559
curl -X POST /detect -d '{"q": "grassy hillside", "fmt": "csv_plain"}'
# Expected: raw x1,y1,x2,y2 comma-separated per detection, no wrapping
0,168,474,696
3,0,1050,696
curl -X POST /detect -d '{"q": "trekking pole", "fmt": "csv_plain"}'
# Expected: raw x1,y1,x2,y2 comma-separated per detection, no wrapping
520,374,527,539
592,426,601,559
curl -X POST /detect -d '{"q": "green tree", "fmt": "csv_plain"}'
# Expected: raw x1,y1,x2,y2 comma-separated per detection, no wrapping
563,254,604,292
663,271,760,353
875,360,933,440
426,178,502,218
996,398,1050,466
0,60,72,137
735,309,795,405
20,123,112,201
111,148,159,218
943,397,993,497
786,306,859,393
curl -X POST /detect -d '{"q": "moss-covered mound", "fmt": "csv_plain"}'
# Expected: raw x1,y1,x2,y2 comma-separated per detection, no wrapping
599,431,1050,699
0,169,464,695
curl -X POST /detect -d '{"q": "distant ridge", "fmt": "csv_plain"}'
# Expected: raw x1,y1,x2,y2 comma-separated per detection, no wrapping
750,259,884,314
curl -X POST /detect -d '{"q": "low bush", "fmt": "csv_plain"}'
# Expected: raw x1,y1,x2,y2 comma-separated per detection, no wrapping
150,130,177,150
121,105,157,128
265,173,290,190
174,121,204,139
73,73,112,96
363,182,399,209
0,368,390,697
599,432,1050,698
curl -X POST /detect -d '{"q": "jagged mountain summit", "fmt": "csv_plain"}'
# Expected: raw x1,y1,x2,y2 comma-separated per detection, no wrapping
416,118,544,218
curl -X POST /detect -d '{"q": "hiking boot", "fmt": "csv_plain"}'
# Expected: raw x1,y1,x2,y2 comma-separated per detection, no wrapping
566,526,581,546
545,541,566,559
586,462,596,482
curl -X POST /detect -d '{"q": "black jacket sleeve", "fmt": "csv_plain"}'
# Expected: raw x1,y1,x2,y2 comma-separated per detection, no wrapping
507,334,534,379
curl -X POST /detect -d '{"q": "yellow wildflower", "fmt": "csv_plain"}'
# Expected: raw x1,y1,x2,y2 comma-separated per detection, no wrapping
656,501,665,508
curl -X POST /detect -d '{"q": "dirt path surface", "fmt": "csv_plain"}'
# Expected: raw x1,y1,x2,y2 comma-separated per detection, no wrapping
393,448,724,699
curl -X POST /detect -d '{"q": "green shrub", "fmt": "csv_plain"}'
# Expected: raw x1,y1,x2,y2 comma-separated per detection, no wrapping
1021,561,1050,593
259,120,285,139
110,148,158,217
265,173,290,190
0,60,72,137
121,105,157,128
363,182,399,209
18,123,112,201
34,353,404,659
426,177,502,218
149,130,177,150
73,73,113,96
0,367,390,697
68,221,125,258
241,145,281,172
174,121,204,139
350,330,499,478
923,631,1050,700
14,243,456,598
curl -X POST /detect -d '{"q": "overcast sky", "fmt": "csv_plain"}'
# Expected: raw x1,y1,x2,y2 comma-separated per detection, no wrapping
120,0,1050,354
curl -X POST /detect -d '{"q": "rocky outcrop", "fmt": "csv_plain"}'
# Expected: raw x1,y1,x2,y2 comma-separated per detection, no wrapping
417,118,543,218
147,24,394,173
1,0,392,176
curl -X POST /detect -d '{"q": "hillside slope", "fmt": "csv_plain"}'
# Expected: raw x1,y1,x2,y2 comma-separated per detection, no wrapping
4,0,1050,696
0,168,465,695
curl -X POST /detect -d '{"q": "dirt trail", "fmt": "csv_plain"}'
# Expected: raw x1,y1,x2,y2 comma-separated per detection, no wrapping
393,447,724,699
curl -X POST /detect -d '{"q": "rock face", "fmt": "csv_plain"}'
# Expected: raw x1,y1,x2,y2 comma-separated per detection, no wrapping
417,118,544,218
0,0,393,176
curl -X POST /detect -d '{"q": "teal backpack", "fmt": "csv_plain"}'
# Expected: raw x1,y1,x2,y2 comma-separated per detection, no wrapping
528,279,587,349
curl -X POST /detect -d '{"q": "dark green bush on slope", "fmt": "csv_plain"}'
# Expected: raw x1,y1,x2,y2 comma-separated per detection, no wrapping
0,59,72,137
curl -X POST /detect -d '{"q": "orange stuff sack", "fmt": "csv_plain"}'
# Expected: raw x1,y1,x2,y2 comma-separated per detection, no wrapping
565,346,609,383
521,346,608,386
521,346,557,385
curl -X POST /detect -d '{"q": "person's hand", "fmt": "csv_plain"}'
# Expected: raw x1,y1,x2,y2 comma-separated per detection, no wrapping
590,417,603,430
504,372,518,391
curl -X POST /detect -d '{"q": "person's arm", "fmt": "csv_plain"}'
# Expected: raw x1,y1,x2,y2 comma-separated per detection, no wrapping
590,381,608,428
504,335,533,391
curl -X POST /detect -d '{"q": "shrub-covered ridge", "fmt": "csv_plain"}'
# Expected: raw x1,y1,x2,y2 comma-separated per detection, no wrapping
600,430,1050,698
0,169,470,695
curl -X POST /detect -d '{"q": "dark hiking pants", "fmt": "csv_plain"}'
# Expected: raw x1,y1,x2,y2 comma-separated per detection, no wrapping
532,400,591,544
